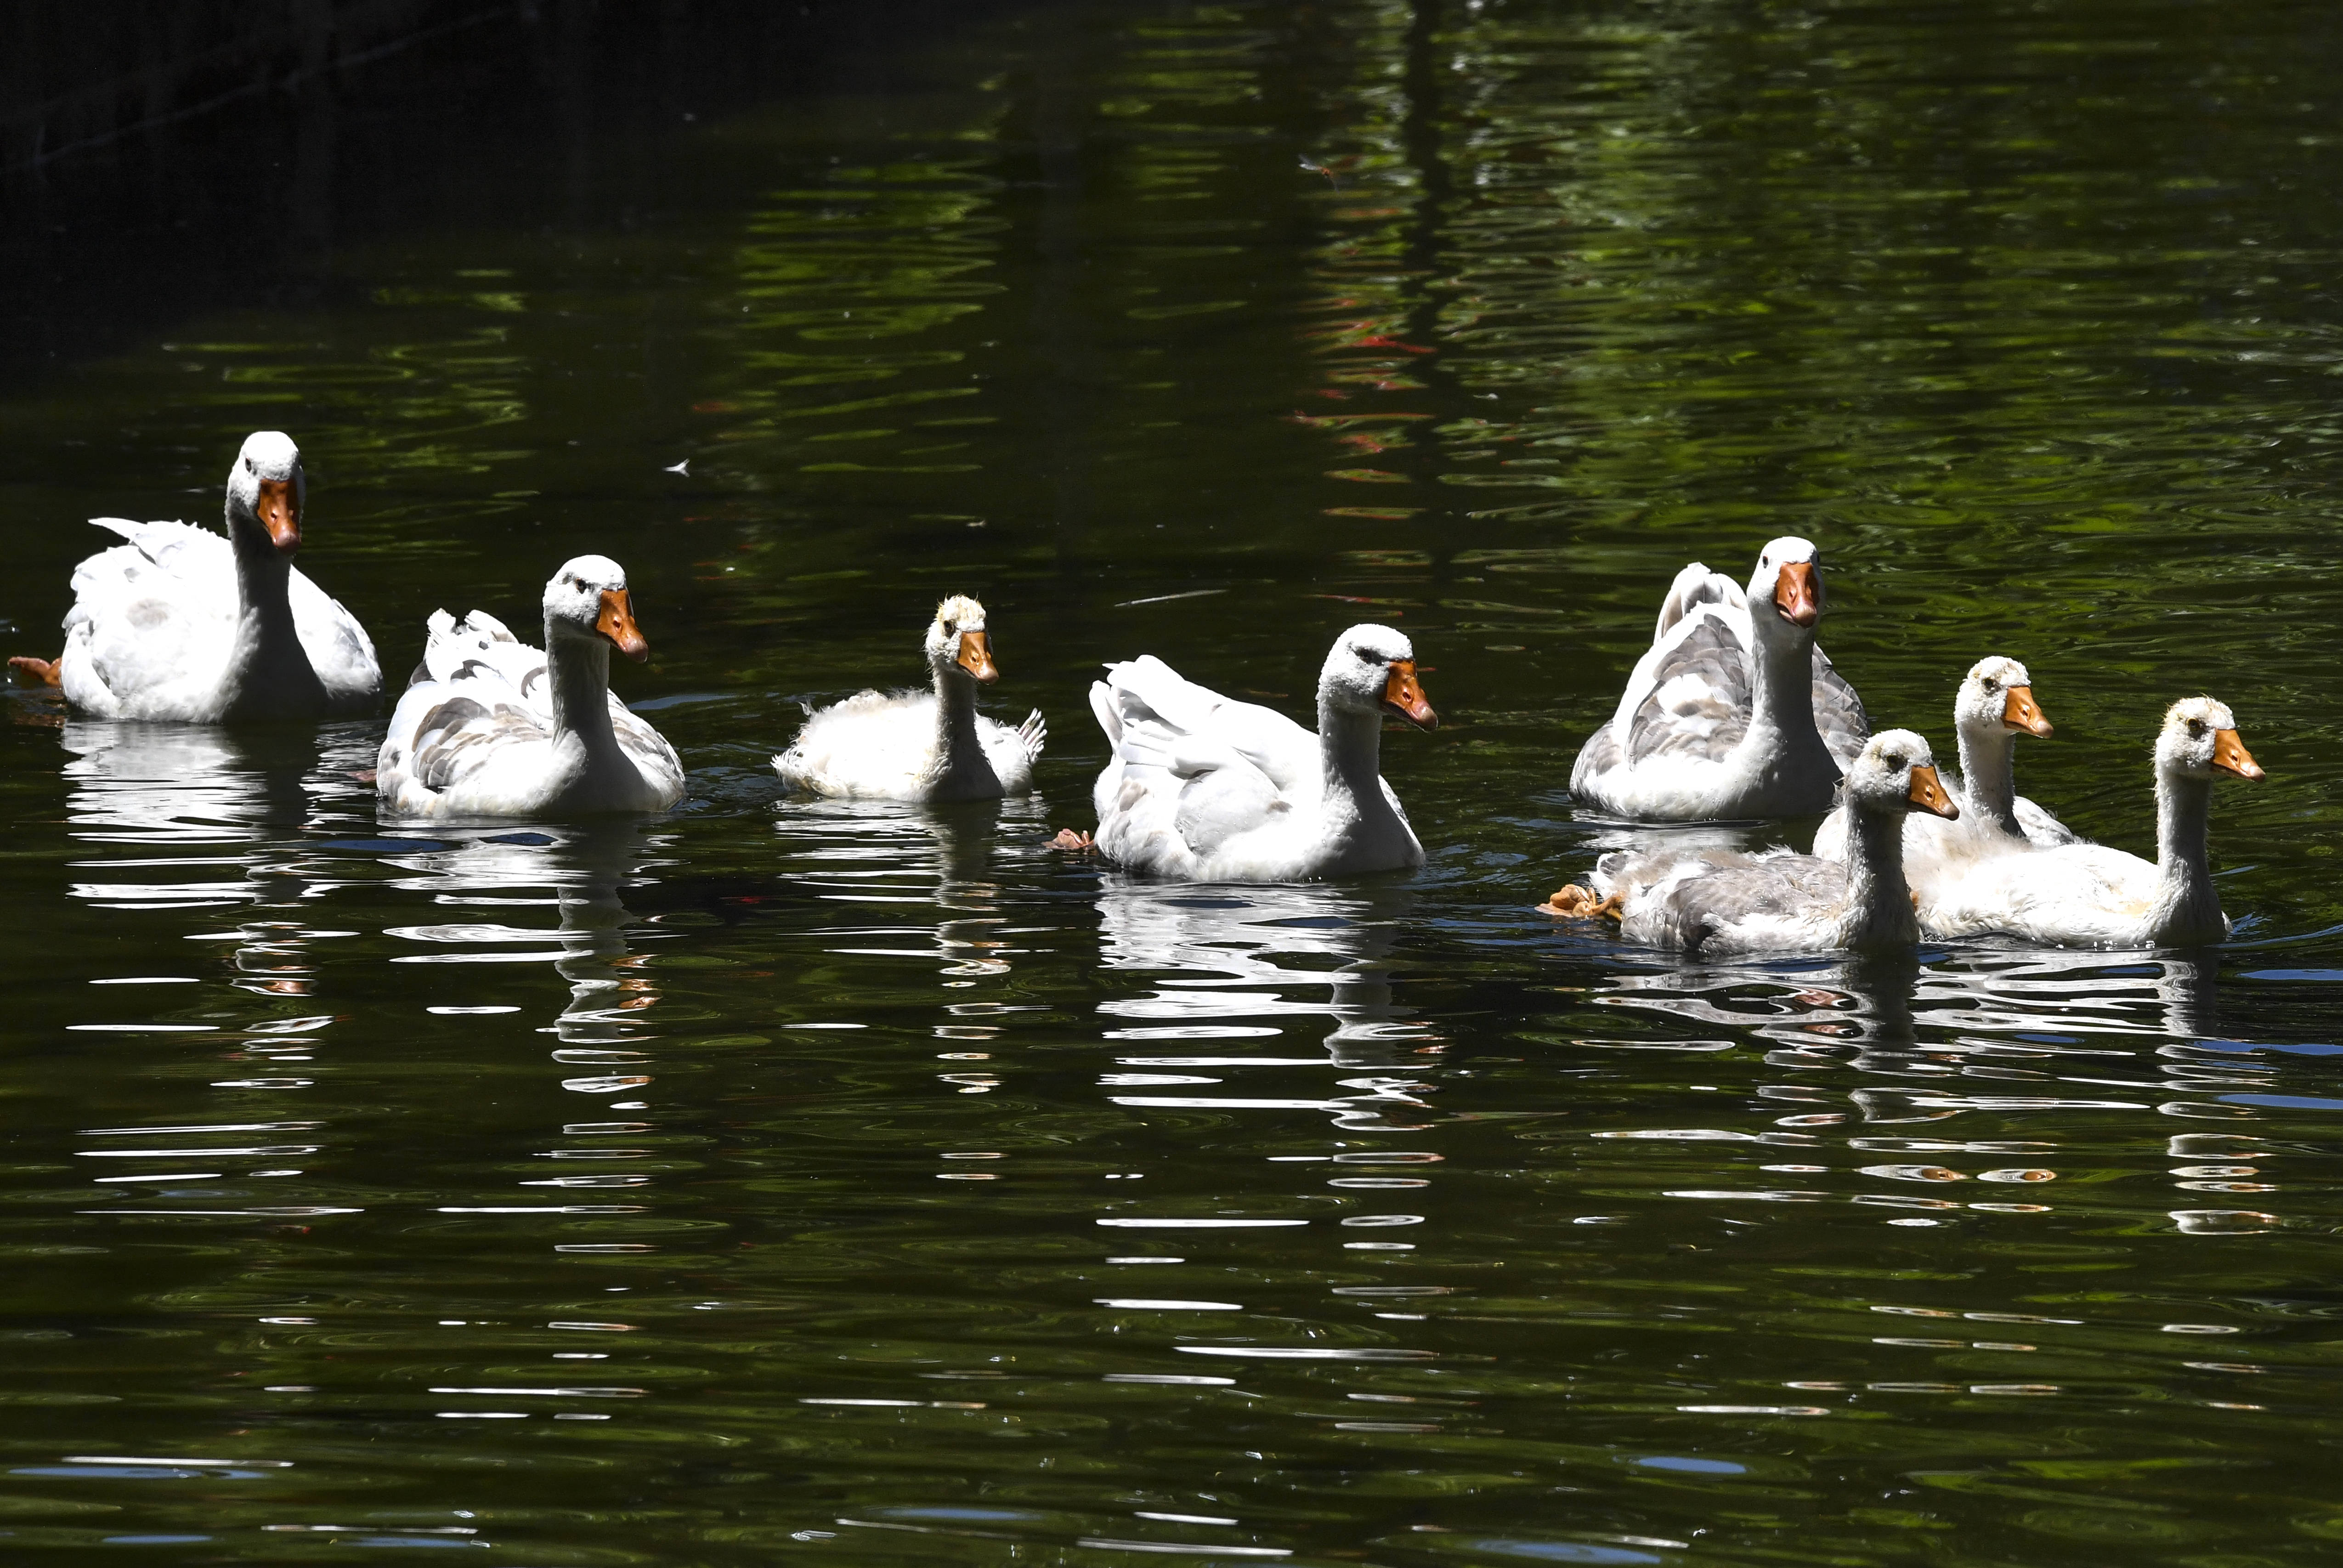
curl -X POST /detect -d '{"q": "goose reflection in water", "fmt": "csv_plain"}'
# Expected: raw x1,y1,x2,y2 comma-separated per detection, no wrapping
384,824,667,1103
61,718,378,994
1585,945,2304,1230
777,794,1050,982
1093,878,1436,1132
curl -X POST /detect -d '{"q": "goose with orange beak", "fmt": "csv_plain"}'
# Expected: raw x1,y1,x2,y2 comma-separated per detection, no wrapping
7,430,380,721
1081,623,1436,882
375,555,684,818
1923,697,2264,947
1545,730,1955,956
1813,655,2079,908
773,594,1044,802
1569,536,1868,821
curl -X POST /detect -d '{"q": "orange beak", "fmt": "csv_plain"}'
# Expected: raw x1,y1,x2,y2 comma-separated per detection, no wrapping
596,589,649,662
956,630,999,685
1381,659,1438,729
255,478,301,555
2002,685,2054,738
1773,560,1820,628
1907,764,1959,820
2211,728,2264,781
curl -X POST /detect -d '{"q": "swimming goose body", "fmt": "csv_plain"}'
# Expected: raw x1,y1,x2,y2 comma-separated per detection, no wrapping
1570,537,1868,821
1922,697,2261,947
1550,730,1957,956
1812,656,2075,910
376,555,684,820
772,595,1044,802
9,432,380,721
1087,623,1438,882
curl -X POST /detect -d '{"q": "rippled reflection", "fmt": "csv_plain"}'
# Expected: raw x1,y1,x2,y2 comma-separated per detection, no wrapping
1095,878,1437,1131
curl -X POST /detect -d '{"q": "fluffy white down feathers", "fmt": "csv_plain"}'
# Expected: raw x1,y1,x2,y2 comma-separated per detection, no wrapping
773,594,1044,802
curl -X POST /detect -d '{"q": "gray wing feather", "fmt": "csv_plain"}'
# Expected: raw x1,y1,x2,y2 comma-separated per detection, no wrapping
1626,612,1751,766
1810,645,1870,772
409,695,549,791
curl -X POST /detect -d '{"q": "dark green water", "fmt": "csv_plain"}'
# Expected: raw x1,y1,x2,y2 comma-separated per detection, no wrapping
7,0,2343,1562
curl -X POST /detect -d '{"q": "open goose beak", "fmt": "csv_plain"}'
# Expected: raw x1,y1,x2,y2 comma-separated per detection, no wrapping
1908,764,1959,820
2002,685,2054,738
255,478,301,555
956,630,999,685
2212,728,2264,781
1381,659,1438,729
1773,560,1820,628
596,589,650,662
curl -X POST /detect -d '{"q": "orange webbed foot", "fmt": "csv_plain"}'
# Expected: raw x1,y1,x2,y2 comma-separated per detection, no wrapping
1539,883,1620,920
1049,829,1097,853
8,655,61,689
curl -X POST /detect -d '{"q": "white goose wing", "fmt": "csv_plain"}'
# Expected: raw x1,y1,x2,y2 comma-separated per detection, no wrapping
1100,655,1316,789
379,611,555,811
62,519,238,715
1092,657,1305,873
1810,645,1870,772
978,709,1046,794
610,701,685,804
2012,794,2082,847
287,566,382,708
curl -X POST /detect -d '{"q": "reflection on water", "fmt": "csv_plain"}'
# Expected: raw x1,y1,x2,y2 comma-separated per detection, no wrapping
1096,878,1436,1129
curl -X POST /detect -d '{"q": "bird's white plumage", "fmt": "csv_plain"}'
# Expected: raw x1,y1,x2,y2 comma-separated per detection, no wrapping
1570,538,1867,821
40,432,380,721
1919,697,2258,948
376,557,684,820
772,594,1043,801
1812,655,2077,924
1087,624,1431,883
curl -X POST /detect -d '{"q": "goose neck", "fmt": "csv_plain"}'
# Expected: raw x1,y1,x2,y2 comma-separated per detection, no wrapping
1743,614,1817,749
545,621,620,758
1956,722,2021,834
2151,768,2221,934
1317,696,1386,809
1843,799,1916,938
933,661,982,767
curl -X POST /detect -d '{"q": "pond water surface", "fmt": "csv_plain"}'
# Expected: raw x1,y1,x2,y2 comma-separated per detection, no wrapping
6,1,2343,1563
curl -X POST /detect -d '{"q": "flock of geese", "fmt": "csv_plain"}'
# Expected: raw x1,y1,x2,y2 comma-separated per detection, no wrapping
8,432,2263,959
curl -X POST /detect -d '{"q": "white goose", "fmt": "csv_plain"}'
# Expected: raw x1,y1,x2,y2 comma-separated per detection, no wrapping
1545,730,1957,956
375,556,685,820
1812,656,2074,888
1570,537,1868,821
1086,623,1438,882
1923,697,2262,948
9,431,380,721
772,595,1044,802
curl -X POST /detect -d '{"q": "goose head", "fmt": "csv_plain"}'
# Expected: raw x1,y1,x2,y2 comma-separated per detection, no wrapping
1320,623,1437,729
225,431,305,557
926,595,997,685
2158,696,2263,784
1847,729,1959,821
543,555,649,662
1958,655,2054,739
1745,536,1824,637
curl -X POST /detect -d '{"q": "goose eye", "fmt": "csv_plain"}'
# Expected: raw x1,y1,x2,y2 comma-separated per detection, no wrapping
2187,720,2206,737
1356,646,1379,663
